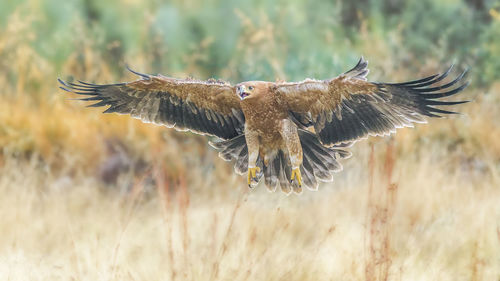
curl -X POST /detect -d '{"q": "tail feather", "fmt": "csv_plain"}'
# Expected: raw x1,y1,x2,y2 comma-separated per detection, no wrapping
264,154,279,191
210,135,246,162
271,156,281,190
333,149,352,159
297,129,350,190
302,145,332,180
302,145,330,170
300,157,317,190
209,129,351,194
234,148,248,175
275,151,291,194
210,136,248,175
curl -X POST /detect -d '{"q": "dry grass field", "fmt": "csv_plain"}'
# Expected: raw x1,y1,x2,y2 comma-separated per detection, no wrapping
1,1,500,280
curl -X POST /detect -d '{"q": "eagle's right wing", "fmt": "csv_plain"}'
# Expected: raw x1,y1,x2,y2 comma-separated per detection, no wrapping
59,69,245,140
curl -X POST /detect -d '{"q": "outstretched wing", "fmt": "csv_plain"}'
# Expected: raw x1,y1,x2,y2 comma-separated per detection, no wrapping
276,58,470,146
58,69,245,140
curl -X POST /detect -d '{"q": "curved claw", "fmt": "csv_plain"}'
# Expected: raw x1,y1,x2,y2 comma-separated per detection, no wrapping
291,168,302,187
247,167,261,187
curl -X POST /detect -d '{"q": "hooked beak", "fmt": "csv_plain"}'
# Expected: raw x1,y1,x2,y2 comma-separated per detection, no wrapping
237,85,250,100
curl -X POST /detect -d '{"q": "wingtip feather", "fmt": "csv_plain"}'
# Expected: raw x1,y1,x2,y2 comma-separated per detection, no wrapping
58,86,72,93
126,64,151,80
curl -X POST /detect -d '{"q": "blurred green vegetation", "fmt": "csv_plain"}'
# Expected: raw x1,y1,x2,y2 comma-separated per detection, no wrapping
1,0,499,86
1,0,499,185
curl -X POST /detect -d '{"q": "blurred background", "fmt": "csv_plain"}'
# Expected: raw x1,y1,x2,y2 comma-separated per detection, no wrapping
1,0,499,280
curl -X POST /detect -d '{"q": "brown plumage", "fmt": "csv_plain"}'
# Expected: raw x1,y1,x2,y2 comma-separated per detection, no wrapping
58,58,469,194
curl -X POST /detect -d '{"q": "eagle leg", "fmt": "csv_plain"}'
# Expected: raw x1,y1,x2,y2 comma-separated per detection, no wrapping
280,119,304,190
291,168,302,187
247,167,261,187
244,128,261,188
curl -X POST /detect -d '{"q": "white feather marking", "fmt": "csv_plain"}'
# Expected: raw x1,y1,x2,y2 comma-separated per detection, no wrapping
278,79,328,94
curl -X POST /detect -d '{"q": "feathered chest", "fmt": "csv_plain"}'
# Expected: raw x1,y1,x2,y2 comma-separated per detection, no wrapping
240,94,288,134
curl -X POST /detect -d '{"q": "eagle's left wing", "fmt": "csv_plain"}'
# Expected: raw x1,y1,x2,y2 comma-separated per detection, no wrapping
275,58,469,146
58,69,244,140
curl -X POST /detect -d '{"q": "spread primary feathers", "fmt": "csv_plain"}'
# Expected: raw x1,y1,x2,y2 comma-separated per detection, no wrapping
59,58,469,194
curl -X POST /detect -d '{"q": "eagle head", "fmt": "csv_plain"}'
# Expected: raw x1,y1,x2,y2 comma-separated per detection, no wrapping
236,84,255,100
236,82,270,100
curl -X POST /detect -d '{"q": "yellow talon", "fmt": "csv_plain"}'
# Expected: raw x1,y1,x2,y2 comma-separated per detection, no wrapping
291,168,302,187
247,167,261,186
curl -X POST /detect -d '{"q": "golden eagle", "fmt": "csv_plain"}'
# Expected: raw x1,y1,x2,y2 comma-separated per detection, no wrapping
59,58,469,194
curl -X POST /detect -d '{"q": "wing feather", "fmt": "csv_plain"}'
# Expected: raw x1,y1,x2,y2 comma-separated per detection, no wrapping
276,59,470,146
59,69,244,139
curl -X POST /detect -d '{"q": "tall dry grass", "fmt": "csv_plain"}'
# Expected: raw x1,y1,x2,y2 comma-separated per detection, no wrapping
1,137,499,280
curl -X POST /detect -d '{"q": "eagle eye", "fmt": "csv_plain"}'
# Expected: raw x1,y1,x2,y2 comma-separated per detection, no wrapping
248,86,254,90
